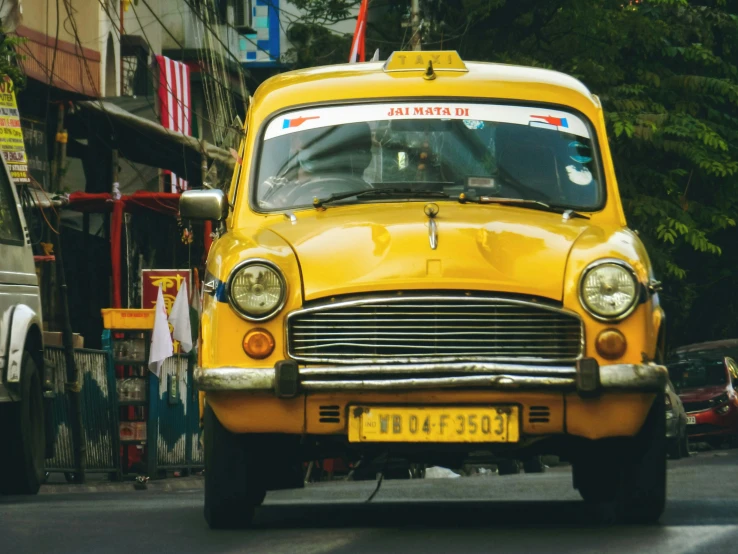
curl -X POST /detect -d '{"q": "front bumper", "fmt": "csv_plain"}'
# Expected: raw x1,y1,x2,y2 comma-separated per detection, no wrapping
194,360,667,395
687,404,738,438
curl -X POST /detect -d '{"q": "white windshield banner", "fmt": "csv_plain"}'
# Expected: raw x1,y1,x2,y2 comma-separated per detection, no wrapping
264,102,591,140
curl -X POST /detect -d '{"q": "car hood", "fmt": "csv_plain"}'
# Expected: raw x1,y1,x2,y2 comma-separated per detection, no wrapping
679,385,728,403
265,203,592,301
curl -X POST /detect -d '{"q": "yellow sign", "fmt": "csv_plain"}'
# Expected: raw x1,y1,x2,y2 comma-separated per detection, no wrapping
0,77,29,184
348,405,519,443
141,270,189,315
384,51,468,73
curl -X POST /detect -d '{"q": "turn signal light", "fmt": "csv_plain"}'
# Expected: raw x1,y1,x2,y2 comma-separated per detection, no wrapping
596,329,627,360
243,329,275,359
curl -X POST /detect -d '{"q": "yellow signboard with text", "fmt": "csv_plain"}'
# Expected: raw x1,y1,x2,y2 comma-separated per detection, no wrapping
0,77,29,184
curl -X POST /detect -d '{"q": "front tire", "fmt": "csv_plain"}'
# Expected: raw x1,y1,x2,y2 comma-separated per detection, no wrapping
523,456,546,473
496,459,521,475
573,391,667,524
0,353,45,495
667,437,682,460
203,402,266,529
680,433,689,458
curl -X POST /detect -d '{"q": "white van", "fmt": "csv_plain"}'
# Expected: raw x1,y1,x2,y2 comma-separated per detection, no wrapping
0,157,49,494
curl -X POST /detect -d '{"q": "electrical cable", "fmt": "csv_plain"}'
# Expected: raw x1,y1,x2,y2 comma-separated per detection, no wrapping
110,0,246,134
364,454,388,503
143,0,259,88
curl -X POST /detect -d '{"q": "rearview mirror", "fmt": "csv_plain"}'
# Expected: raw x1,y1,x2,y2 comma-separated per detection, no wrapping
180,189,228,221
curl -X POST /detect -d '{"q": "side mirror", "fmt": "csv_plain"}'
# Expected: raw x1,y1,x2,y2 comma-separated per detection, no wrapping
180,189,228,221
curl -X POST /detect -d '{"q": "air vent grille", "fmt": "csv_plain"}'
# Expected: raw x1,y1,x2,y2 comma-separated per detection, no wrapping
319,405,341,424
528,406,550,424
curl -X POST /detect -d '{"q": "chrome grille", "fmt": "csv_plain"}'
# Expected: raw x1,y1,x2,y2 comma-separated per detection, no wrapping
287,295,584,364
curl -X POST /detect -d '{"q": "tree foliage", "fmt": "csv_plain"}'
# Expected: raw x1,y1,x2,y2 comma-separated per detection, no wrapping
0,33,26,91
286,0,738,347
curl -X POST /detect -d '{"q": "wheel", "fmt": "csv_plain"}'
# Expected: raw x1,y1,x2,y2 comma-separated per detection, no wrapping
523,456,546,473
410,464,426,479
541,455,560,467
680,433,690,458
384,467,412,479
573,391,666,523
496,459,521,475
667,437,682,460
0,353,45,495
203,402,266,529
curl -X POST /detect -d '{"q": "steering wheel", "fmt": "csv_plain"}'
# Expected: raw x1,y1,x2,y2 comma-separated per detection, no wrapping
277,175,373,207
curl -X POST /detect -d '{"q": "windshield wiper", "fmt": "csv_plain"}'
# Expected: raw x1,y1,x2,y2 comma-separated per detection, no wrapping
313,187,449,209
458,194,590,220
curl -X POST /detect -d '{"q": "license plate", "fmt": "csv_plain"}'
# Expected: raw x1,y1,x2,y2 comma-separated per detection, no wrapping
348,406,519,443
687,416,696,425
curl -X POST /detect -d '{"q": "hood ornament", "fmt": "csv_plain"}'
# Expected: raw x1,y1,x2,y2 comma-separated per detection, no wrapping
424,203,439,250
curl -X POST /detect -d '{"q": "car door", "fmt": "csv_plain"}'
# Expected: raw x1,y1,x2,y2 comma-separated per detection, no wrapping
0,158,40,323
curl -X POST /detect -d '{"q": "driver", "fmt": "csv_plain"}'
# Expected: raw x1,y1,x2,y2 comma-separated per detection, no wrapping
261,122,374,208
295,122,373,180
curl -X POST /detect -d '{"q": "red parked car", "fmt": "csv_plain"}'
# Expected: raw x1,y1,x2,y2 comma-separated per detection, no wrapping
668,356,738,447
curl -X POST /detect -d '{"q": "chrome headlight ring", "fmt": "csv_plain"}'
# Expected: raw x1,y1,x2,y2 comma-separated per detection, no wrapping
579,258,641,322
225,259,287,322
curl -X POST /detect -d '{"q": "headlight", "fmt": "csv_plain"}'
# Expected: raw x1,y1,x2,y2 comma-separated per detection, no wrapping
227,261,286,321
709,393,729,408
580,260,639,320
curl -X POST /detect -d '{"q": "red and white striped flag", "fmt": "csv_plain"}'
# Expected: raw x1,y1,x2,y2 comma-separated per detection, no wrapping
349,0,369,63
156,55,191,193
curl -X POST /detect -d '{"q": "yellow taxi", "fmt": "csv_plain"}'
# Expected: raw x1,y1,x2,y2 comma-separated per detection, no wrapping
181,51,669,528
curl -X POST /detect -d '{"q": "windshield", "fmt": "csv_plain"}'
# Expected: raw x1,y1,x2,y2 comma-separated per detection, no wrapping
254,102,603,211
668,359,727,389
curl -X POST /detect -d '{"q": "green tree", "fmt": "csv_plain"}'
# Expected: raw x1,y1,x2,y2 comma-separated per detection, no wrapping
0,32,26,90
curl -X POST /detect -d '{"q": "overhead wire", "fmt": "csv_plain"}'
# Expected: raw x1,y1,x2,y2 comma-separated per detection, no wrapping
143,0,258,90
201,0,228,146
112,0,246,134
90,0,245,185
123,0,194,186
47,0,236,198
20,39,164,190
175,0,253,149
125,0,248,154
180,0,277,71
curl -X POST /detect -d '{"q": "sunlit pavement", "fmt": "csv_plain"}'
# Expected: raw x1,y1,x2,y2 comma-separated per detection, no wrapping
2,449,738,554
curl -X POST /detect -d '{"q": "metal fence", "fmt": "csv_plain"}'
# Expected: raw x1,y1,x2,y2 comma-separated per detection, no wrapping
44,347,119,475
156,354,203,470
45,344,202,478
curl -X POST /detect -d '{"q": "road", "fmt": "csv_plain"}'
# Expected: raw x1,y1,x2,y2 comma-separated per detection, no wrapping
2,449,738,554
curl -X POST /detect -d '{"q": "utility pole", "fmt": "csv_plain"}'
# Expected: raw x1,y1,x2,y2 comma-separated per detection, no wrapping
52,103,86,483
410,0,422,51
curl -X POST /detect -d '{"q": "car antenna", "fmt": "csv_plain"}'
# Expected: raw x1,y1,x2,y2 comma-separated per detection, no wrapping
424,60,436,81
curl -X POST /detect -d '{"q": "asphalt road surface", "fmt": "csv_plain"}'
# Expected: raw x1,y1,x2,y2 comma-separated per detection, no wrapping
3,449,738,554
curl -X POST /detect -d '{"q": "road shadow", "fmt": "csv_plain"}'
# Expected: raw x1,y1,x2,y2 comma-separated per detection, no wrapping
252,499,621,529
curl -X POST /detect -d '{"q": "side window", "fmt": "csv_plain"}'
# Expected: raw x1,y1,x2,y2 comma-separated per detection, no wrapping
0,163,23,243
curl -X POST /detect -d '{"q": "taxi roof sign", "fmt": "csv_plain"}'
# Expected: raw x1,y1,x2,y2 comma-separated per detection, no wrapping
384,51,468,73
